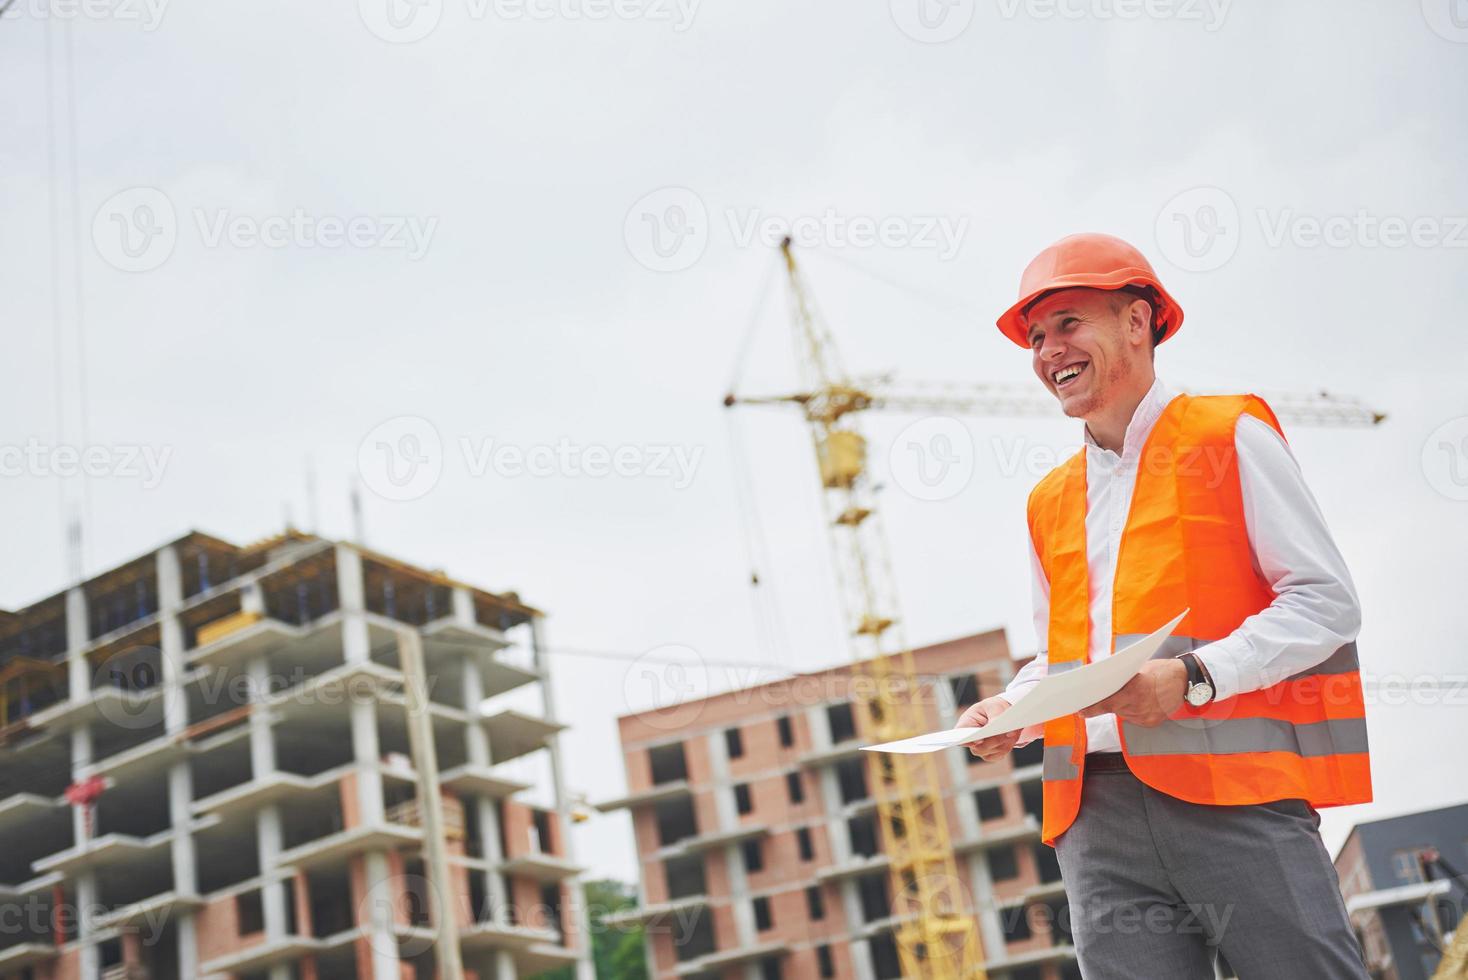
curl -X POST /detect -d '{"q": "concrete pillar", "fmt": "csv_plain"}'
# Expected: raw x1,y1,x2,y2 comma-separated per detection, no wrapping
818,771,848,864
951,769,981,842
934,671,959,727
475,800,510,924
158,546,200,927
336,545,371,665
362,850,405,980
167,760,198,888
726,847,753,948
451,586,475,627
336,547,404,980
66,585,89,699
350,701,386,826
156,546,188,736
806,703,832,751
967,852,1006,963
461,646,514,928
176,916,199,980
530,616,594,980
707,730,734,832
337,546,385,826
850,936,878,980
257,807,288,934
642,923,658,980
462,658,491,760
65,585,102,980
241,580,264,616
248,658,277,778
244,650,290,977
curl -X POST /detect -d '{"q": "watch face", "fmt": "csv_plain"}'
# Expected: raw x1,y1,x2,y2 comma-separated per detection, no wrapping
1186,682,1214,707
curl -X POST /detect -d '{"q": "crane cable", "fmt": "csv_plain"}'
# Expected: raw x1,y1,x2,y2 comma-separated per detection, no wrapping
723,254,796,668
44,11,94,582
818,246,990,324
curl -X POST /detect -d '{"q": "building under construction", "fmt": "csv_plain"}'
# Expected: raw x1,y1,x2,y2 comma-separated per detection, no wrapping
1334,802,1468,980
597,630,1078,980
0,530,591,980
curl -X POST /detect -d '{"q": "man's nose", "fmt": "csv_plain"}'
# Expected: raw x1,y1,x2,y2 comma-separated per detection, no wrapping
1038,337,1066,360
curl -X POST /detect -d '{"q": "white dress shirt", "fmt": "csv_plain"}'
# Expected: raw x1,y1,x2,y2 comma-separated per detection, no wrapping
1002,378,1362,753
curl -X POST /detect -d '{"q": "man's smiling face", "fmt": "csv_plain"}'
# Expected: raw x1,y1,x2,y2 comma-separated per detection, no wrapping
1025,287,1146,419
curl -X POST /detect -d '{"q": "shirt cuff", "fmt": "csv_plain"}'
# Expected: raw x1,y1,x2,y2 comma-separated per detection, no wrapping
1192,633,1255,702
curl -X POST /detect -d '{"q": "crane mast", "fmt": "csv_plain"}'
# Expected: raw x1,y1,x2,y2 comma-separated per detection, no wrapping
775,237,986,979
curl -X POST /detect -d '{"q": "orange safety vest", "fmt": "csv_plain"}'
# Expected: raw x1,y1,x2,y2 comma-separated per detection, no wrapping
1028,393,1371,846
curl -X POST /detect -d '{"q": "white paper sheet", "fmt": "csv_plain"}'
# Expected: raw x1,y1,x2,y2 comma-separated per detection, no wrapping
861,609,1189,755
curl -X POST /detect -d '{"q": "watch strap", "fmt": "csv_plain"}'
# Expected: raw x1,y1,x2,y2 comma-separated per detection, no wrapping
1180,652,1204,689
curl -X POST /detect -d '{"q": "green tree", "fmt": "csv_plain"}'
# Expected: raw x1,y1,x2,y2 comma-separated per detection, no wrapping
532,878,648,980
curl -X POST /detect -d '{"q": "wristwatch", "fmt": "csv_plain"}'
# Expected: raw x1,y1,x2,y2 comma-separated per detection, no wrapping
1179,653,1215,707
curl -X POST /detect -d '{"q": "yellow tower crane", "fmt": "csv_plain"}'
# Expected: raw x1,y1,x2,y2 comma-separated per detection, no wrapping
723,237,1386,980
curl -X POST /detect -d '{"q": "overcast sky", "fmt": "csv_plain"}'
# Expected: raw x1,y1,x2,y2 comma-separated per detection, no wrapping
3,0,1466,885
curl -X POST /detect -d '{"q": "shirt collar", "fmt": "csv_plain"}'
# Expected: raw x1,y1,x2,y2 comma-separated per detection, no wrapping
1083,377,1178,460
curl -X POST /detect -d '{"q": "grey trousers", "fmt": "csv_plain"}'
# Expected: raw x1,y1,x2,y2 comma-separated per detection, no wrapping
1052,765,1368,979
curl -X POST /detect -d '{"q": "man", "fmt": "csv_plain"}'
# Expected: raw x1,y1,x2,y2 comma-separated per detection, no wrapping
956,233,1372,978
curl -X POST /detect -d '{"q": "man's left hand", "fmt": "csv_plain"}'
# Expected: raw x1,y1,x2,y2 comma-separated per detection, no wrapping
1079,659,1188,726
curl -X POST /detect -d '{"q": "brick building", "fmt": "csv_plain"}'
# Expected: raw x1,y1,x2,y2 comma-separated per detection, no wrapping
0,529,591,979
597,630,1078,980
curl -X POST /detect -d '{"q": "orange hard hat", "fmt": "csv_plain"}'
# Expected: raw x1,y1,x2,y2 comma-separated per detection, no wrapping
996,233,1183,348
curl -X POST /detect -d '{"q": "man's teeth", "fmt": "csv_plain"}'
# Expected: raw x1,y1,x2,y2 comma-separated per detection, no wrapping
1054,364,1084,384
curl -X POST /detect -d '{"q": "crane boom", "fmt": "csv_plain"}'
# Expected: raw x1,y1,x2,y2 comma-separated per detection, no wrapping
731,379,1386,428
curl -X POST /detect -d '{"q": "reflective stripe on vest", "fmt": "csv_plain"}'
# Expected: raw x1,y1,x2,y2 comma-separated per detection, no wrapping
1043,745,1080,782
1122,714,1370,757
1026,393,1372,845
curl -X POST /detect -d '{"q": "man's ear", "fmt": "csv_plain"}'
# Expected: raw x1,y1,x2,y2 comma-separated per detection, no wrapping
1126,299,1153,348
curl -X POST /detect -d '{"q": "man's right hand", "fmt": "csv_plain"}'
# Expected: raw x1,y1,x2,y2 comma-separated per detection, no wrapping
954,695,1021,761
